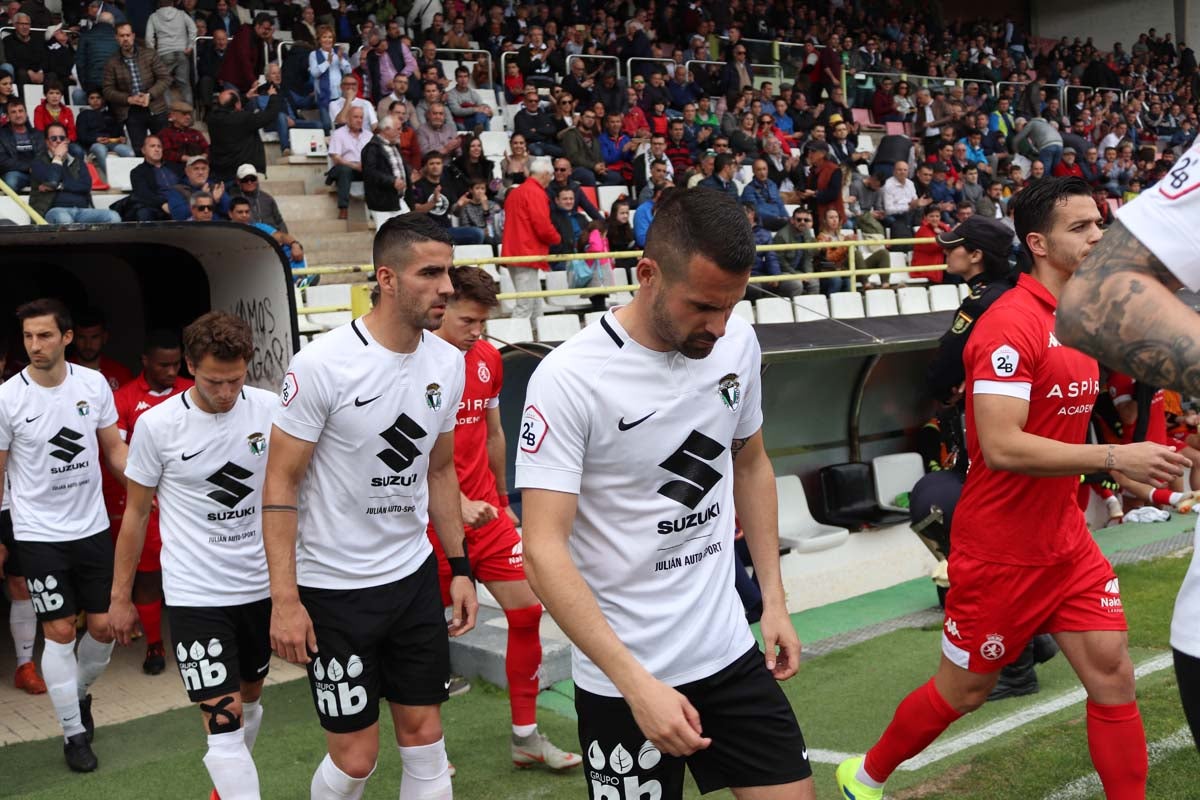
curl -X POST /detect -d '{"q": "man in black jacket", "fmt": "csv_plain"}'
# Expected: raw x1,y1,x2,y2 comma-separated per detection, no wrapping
31,122,121,222
6,13,46,86
0,99,45,191
125,133,171,220
360,114,407,228
195,27,228,115
512,87,561,157
206,85,281,184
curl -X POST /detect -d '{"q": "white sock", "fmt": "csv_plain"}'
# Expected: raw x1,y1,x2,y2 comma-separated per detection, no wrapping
75,632,113,699
1170,492,1185,505
310,753,373,800
1105,495,1124,516
242,699,264,752
203,728,261,800
9,599,36,666
398,738,452,800
512,723,537,738
855,761,885,789
41,638,84,740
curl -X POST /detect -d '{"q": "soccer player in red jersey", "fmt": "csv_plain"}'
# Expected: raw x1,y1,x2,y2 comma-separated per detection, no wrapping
428,266,582,771
111,331,193,675
70,309,133,391
836,178,1191,800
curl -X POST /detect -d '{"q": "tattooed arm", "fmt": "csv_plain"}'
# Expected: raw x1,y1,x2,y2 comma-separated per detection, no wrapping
1057,220,1200,394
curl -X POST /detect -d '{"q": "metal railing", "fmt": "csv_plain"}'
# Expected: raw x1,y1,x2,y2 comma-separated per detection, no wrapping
565,54,621,82
0,178,47,224
626,56,674,81
292,237,944,318
192,35,212,74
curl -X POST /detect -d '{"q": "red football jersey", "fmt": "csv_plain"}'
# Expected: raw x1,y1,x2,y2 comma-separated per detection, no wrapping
71,355,134,392
104,375,194,522
955,274,1099,566
1107,371,1168,446
454,340,504,504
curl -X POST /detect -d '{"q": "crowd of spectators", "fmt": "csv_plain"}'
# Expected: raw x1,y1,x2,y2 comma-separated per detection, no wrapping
0,0,1197,297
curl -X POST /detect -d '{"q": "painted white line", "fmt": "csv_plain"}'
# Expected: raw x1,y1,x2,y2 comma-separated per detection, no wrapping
1042,726,1194,800
806,748,859,765
899,653,1174,771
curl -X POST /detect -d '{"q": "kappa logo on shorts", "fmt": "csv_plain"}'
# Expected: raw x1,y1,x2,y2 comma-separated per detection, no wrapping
176,639,228,692
312,655,367,718
944,617,961,639
28,575,64,615
980,633,1006,661
586,740,663,800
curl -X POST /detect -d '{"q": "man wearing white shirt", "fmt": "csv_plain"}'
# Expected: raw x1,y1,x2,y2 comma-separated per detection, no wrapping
882,160,923,238
327,105,372,219
329,76,378,131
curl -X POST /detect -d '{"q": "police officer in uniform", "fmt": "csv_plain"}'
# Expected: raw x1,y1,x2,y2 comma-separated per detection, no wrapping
909,216,1059,701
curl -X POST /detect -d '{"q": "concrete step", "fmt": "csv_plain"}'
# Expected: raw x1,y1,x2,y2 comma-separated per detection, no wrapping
259,179,306,196
303,230,374,263
264,162,329,180
290,218,371,234
448,603,572,689
276,193,344,220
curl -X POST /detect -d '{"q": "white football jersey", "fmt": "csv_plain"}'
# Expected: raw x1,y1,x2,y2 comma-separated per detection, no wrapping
515,310,763,696
124,387,275,607
0,365,116,542
1116,139,1200,290
274,319,465,590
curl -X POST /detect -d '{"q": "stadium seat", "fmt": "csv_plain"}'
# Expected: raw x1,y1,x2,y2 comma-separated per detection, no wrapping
584,310,606,326
851,107,883,131
958,282,971,301
369,205,408,229
289,128,327,157
597,185,627,216
775,474,849,553
887,252,921,285
536,313,581,342
439,59,460,79
829,292,864,319
864,289,898,317
453,243,495,266
22,84,44,111
732,300,754,323
480,131,509,158
497,271,516,315
580,185,599,212
104,156,140,192
486,317,534,345
91,194,123,210
896,286,931,315
885,121,906,137
872,452,925,513
300,284,352,330
929,284,960,312
817,462,910,530
544,270,591,310
792,294,829,322
755,297,795,324
0,196,32,224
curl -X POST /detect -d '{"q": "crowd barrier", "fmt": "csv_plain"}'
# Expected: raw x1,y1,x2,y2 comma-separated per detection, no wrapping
0,179,47,225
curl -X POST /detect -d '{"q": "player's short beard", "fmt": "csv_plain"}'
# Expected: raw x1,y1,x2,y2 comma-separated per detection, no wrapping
650,283,716,360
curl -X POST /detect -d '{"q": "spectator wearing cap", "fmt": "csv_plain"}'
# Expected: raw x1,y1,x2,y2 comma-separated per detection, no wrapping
326,103,371,219
30,121,121,224
144,0,195,106
207,84,281,184
217,12,273,94
1052,146,1084,179
798,141,844,230
166,153,231,219
231,162,285,230
158,100,208,176
102,21,170,150
925,215,1018,402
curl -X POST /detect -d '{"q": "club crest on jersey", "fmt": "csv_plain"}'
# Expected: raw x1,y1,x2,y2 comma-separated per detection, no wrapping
477,360,491,383
75,400,90,417
980,633,1006,661
247,432,267,456
717,373,741,412
425,383,443,411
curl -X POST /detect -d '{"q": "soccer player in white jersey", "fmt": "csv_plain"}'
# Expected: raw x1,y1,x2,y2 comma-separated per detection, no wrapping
1058,139,1200,752
517,189,815,800
264,212,478,800
0,299,129,773
0,339,48,697
109,312,275,800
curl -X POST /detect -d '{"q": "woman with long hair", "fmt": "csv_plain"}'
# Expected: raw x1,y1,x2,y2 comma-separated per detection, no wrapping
893,80,916,123
454,135,499,196
605,199,637,274
501,133,531,189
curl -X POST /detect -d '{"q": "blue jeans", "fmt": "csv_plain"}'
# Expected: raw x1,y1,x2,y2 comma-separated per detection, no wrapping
88,141,136,176
448,226,485,245
2,171,30,192
259,95,323,152
1038,144,1062,176
454,111,490,131
820,276,850,295
45,207,122,224
328,164,361,208
528,141,563,157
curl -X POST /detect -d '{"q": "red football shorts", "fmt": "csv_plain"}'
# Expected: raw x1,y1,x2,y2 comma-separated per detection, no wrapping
109,508,163,573
941,540,1126,673
428,514,526,606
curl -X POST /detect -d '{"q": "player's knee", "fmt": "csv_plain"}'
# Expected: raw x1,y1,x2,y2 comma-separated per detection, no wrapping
393,709,443,746
954,684,992,714
332,751,377,780
7,576,30,600
87,620,114,644
42,618,76,644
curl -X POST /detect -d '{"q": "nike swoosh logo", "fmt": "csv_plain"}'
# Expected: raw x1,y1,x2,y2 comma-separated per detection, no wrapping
617,412,655,431
257,661,271,673
24,415,42,423
181,449,206,461
355,395,382,407
443,680,451,689
802,748,808,760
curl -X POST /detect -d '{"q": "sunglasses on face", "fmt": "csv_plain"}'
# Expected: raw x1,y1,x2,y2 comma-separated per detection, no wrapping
195,205,214,211
48,135,68,142
240,175,258,182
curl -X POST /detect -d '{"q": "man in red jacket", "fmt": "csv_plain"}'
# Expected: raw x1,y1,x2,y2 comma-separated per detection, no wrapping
500,156,560,320
216,13,274,93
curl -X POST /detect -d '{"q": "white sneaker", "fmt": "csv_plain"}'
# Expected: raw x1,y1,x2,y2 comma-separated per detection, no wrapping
511,731,583,770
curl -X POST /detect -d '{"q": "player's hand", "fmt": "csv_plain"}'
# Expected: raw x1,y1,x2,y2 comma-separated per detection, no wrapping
759,603,800,680
270,596,317,664
626,676,711,757
446,575,477,637
462,498,497,527
108,597,140,646
1115,441,1191,485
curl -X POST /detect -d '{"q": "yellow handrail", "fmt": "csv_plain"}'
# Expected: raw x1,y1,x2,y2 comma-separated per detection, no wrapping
0,179,47,225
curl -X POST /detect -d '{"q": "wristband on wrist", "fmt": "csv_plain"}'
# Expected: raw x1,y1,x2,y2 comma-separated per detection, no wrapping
449,556,471,579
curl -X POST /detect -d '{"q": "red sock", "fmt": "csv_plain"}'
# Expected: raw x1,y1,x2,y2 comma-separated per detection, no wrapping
864,678,963,783
504,605,543,727
1151,488,1176,505
1097,487,1115,500
134,599,162,646
1086,700,1147,799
